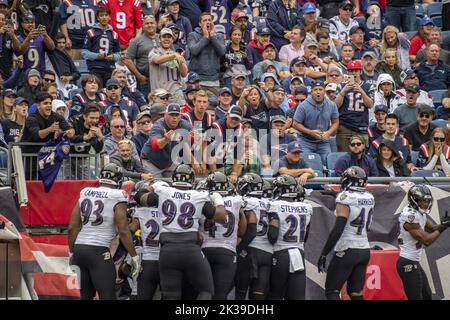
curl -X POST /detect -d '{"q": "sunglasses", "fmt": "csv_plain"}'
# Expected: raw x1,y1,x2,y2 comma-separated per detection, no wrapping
342,7,353,12
433,137,446,142
158,96,169,100
329,74,340,78
419,113,430,118
138,120,151,125
43,78,55,82
350,142,362,147
112,125,125,129
108,86,119,90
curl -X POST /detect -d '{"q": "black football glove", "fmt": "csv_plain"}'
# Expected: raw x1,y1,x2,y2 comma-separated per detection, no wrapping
438,211,450,233
317,255,327,273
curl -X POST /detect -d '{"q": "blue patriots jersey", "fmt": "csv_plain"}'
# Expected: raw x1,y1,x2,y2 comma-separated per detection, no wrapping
339,81,373,133
37,136,70,192
103,98,139,126
70,91,107,119
59,0,98,49
17,35,47,73
204,0,235,35
82,24,121,71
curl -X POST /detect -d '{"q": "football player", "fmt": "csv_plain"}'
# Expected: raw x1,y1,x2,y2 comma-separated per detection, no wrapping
133,164,227,300
267,175,313,300
68,163,140,300
234,173,272,300
317,166,375,300
129,180,170,300
397,184,450,300
200,172,248,300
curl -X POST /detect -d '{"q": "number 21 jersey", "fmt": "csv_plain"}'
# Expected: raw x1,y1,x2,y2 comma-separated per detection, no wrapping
334,190,375,252
75,187,128,247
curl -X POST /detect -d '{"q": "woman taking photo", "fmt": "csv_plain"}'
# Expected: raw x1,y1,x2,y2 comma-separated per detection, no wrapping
1,97,29,145
417,127,450,176
380,25,411,71
375,139,410,177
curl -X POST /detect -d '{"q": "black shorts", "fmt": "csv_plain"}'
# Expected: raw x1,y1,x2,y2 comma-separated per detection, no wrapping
396,256,432,300
202,247,237,300
137,259,160,300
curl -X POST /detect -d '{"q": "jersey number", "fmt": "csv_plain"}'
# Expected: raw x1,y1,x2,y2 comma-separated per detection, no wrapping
350,208,374,235
99,38,110,54
211,6,227,24
116,12,126,29
347,92,365,112
204,210,235,238
80,198,104,226
67,6,96,29
144,219,160,247
161,199,196,229
28,48,39,69
283,214,307,243
256,210,268,236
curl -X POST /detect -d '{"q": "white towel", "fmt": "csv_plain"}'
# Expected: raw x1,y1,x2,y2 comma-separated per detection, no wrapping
288,248,304,273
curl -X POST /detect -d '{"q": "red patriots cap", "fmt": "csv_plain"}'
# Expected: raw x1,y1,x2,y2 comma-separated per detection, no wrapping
347,60,362,70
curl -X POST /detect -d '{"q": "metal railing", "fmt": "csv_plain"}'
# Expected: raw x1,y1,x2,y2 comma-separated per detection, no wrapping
6,142,105,184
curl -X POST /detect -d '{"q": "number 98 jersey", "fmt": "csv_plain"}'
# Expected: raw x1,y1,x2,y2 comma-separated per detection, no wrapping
154,185,211,234
200,195,244,253
75,187,128,247
268,200,313,252
334,190,375,252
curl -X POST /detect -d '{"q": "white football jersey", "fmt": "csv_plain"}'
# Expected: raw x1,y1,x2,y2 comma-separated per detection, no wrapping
329,16,359,43
154,185,211,234
268,199,313,252
134,206,161,261
398,206,427,262
200,195,243,253
334,190,375,252
75,187,128,247
247,197,273,254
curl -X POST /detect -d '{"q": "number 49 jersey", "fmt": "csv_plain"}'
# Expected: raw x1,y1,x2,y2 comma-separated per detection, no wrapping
334,190,375,252
268,200,313,252
154,185,211,234
246,197,273,254
134,206,161,261
200,195,243,253
75,187,128,247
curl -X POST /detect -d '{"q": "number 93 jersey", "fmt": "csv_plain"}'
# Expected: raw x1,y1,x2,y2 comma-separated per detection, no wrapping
268,200,313,252
75,187,128,248
200,195,244,253
398,206,427,262
154,185,211,234
334,190,375,252
246,197,273,254
134,206,161,261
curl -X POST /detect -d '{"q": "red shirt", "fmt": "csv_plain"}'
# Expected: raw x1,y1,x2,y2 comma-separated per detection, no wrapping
409,35,427,56
99,0,143,46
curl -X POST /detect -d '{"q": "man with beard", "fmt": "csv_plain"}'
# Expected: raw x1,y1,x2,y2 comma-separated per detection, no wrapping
334,135,378,177
103,78,139,127
361,51,379,95
112,68,147,110
247,25,271,66
181,85,199,113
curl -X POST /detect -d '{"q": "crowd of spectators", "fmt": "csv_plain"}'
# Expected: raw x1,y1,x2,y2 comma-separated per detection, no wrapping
0,0,450,183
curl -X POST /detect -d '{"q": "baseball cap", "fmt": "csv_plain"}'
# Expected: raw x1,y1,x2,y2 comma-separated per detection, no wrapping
106,78,120,88
271,115,287,124
150,103,166,115
166,23,181,31
347,60,362,70
219,87,232,95
154,88,171,97
290,76,303,84
401,69,417,83
28,69,41,79
263,60,276,71
166,103,181,114
272,85,286,93
418,104,435,115
241,118,253,126
23,11,35,21
52,99,66,110
328,65,343,75
231,71,247,80
420,16,434,27
137,110,151,121
311,80,325,89
374,104,389,114
3,89,17,98
166,0,179,5
303,2,316,14
263,42,276,51
187,72,200,83
160,27,174,38
15,97,29,105
405,84,420,93
362,51,377,59
339,1,354,9
349,135,365,145
228,105,243,120
287,141,302,153
256,26,271,35
291,57,306,67
349,25,365,36
303,38,319,48
294,86,308,96
232,11,248,22
0,0,8,6
184,84,199,94
325,83,337,92
261,72,280,85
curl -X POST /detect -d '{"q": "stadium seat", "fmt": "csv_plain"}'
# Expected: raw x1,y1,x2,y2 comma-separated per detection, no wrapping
302,152,324,175
0,147,7,169
431,119,450,128
441,30,450,41
431,16,442,28
326,152,346,177
430,89,448,107
354,16,366,27
411,151,419,166
427,2,443,18
73,59,88,74
415,4,425,18
411,170,445,177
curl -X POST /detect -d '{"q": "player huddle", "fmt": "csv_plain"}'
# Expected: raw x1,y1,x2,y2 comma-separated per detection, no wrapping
68,164,450,300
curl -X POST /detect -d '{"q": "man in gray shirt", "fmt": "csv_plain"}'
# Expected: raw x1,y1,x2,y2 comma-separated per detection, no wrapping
393,84,423,132
124,15,159,97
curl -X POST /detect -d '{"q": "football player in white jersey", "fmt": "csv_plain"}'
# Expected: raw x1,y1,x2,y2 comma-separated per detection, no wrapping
133,164,227,300
68,163,140,300
129,180,169,300
234,173,273,300
199,172,248,300
317,166,375,300
267,175,313,300
397,184,450,300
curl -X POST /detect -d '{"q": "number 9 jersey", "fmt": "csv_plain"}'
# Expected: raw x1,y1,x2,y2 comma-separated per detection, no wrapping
334,190,375,252
75,187,128,247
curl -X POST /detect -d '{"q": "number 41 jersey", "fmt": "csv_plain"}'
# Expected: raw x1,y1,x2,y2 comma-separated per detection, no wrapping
75,187,128,247
334,190,375,252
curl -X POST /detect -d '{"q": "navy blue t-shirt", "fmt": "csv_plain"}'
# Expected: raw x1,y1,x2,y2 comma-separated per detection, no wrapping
274,155,308,173
339,81,373,133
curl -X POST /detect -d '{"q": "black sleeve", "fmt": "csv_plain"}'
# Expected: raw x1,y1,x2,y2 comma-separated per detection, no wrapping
267,212,280,245
236,223,257,252
320,216,348,257
202,201,215,219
